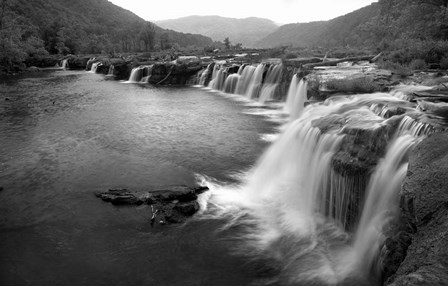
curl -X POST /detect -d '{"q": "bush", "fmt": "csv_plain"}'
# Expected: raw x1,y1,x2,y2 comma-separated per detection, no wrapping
440,57,448,70
325,76,381,93
409,59,427,70
285,53,298,59
378,60,412,77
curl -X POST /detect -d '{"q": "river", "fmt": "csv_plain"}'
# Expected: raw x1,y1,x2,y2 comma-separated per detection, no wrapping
0,70,277,285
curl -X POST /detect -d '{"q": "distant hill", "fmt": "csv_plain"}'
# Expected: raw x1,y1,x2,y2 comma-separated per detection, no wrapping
256,3,381,48
156,15,279,48
9,0,213,54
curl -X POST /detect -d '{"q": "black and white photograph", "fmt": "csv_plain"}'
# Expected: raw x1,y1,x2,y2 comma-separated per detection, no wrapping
1,0,447,285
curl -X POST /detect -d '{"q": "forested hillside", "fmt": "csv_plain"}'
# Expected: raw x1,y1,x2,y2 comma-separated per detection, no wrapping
0,0,213,71
256,3,381,48
258,0,448,67
156,16,278,48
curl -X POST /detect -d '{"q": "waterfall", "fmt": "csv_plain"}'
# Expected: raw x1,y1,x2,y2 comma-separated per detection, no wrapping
202,62,283,102
61,59,68,69
139,65,153,83
200,92,430,284
284,74,298,113
198,63,214,86
223,74,240,94
85,57,96,70
258,64,283,103
107,65,115,76
237,64,246,75
287,79,308,120
245,64,265,99
346,134,420,276
208,66,226,91
90,62,101,73
397,115,434,136
235,65,256,95
127,67,144,83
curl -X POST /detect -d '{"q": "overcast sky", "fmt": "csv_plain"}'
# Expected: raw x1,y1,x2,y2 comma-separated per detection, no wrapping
109,0,377,24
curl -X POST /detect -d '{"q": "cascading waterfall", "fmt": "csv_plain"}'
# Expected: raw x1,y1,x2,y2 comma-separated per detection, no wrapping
107,65,115,76
285,78,308,120
61,59,68,69
223,73,240,94
258,64,283,103
284,74,299,113
235,65,256,95
198,63,214,86
397,115,434,136
208,65,227,91
200,62,284,103
90,62,101,73
245,64,265,99
140,65,154,83
347,134,420,276
199,92,429,285
127,66,144,83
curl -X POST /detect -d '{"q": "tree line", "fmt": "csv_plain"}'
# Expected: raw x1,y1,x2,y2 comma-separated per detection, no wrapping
0,0,212,71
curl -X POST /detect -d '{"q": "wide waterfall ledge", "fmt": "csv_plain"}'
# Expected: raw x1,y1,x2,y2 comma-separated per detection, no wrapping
84,56,448,285
193,87,441,285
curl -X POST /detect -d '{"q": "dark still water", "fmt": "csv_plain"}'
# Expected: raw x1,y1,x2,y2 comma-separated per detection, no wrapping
0,71,275,285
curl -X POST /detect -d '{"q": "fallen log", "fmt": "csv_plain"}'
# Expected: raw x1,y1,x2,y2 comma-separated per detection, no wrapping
284,57,322,68
155,66,174,85
303,55,376,69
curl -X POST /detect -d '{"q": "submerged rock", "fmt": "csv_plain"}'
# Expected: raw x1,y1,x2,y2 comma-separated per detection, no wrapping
95,185,208,225
383,131,448,285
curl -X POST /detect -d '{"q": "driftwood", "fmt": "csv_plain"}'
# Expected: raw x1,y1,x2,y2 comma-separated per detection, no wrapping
155,66,174,85
284,57,322,68
303,55,376,69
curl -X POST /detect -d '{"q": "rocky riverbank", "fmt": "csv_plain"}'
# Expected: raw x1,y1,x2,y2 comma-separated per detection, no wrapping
382,131,448,286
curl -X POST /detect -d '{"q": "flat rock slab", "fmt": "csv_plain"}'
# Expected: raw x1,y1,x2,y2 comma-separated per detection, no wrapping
95,185,209,225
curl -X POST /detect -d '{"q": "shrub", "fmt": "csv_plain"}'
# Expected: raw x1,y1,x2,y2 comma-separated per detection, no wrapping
325,76,381,93
409,59,427,70
285,53,298,59
440,57,448,70
378,60,412,77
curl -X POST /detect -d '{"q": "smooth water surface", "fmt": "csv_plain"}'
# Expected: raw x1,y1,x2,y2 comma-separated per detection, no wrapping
0,71,276,285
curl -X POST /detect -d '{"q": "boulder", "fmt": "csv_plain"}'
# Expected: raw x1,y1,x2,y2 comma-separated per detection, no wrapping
383,131,448,285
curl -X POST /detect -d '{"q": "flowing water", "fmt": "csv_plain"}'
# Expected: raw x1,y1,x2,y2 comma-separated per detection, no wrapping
0,70,276,286
1,66,442,286
193,65,440,285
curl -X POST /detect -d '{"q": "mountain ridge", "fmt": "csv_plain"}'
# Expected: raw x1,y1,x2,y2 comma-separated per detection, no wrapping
256,3,381,48
155,15,279,48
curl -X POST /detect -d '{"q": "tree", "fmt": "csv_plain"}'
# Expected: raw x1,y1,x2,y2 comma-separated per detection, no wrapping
0,0,47,69
139,22,155,51
233,43,243,50
223,37,231,49
160,32,171,50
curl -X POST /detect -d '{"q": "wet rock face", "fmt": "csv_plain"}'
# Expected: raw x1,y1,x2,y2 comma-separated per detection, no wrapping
312,113,403,177
95,186,208,225
383,131,448,285
146,62,204,85
66,55,91,70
